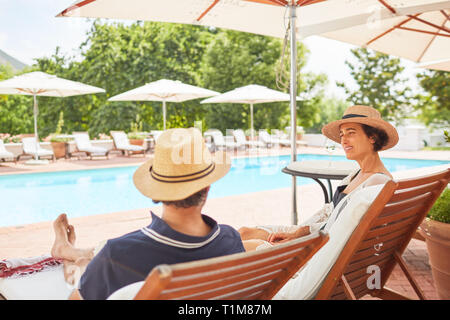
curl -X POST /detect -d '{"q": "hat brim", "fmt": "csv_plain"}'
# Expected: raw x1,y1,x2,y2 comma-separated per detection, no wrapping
133,150,231,201
322,117,399,151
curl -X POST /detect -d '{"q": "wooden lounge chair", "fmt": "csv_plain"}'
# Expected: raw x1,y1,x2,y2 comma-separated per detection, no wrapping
110,130,145,157
314,168,450,300
108,231,328,300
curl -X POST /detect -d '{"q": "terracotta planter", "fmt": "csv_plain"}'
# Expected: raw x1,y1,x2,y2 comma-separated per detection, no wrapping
419,218,450,300
129,139,144,146
51,141,67,159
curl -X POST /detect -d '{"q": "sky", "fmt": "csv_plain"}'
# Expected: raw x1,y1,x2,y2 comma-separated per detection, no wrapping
0,0,422,99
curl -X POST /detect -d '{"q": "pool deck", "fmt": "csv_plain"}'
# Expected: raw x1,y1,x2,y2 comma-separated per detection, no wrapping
1,146,449,299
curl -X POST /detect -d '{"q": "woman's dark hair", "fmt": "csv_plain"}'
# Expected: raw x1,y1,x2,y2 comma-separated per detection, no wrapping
361,124,389,152
152,187,209,208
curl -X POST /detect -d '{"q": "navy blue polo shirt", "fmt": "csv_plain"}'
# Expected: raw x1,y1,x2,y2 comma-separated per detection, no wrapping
78,212,245,300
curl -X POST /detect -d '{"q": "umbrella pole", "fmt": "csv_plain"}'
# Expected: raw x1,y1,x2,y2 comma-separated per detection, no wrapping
33,94,39,161
163,99,166,130
289,3,298,225
250,103,254,141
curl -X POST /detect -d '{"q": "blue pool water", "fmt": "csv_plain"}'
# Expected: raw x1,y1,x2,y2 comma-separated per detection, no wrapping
0,154,448,227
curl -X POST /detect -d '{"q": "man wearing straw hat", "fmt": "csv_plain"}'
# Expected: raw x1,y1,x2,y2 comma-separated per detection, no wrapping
51,128,245,300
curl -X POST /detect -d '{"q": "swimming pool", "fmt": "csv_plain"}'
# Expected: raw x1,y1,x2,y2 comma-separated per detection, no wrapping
0,154,448,227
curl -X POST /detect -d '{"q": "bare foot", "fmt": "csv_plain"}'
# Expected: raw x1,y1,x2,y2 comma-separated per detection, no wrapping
51,214,75,260
68,225,76,246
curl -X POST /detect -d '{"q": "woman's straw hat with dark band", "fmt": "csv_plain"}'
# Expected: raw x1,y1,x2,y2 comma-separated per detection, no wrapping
133,128,231,201
322,105,399,151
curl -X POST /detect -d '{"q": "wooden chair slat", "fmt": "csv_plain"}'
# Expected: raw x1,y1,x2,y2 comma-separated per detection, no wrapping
375,204,426,226
163,260,290,294
169,235,322,278
344,254,392,274
165,251,301,290
162,272,279,300
357,227,410,251
381,193,430,216
389,181,440,203
344,258,391,282
365,218,416,239
351,242,399,263
395,170,449,189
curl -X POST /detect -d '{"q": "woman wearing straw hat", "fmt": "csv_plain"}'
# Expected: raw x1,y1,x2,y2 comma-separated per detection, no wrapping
239,105,399,249
50,128,245,300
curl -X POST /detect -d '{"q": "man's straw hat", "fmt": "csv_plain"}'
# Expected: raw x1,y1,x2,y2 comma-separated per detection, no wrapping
322,105,399,151
133,128,231,201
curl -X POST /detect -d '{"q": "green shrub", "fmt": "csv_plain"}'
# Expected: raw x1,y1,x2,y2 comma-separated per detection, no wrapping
127,132,147,140
50,136,72,143
428,188,450,224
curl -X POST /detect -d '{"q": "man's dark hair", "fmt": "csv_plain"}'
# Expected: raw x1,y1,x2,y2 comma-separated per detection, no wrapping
361,124,389,152
152,187,209,208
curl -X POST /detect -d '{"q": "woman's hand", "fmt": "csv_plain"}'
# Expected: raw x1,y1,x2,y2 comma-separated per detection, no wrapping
268,226,311,244
268,232,295,244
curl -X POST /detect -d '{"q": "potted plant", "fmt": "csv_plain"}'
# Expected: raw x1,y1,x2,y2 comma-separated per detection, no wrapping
49,111,72,159
419,187,450,299
128,115,147,146
127,132,147,146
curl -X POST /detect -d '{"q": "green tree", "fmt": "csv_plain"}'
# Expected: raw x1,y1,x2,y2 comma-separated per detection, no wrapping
338,48,411,123
416,69,450,127
306,97,350,133
200,30,327,133
0,65,35,135
75,21,214,136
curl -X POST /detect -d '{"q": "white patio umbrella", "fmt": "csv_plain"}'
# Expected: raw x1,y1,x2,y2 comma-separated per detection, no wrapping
58,0,449,224
0,71,105,164
108,79,219,130
417,58,450,71
318,6,450,64
201,84,299,140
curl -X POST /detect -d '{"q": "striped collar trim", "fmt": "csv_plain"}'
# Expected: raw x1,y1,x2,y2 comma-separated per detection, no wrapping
140,225,221,249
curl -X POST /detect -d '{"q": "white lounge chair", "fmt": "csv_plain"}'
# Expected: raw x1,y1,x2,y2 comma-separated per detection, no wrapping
259,129,307,148
110,131,145,157
150,130,163,142
18,137,55,162
232,129,265,149
0,140,16,164
72,132,109,160
204,129,240,151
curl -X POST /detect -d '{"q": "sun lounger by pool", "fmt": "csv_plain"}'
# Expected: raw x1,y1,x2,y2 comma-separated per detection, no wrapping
110,131,145,157
17,137,55,162
259,129,307,148
204,129,240,151
0,140,16,164
232,129,265,149
72,132,110,160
